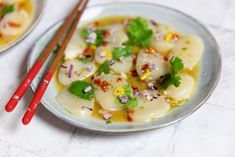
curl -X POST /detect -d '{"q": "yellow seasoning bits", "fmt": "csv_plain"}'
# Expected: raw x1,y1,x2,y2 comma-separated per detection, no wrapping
145,47,156,54
90,45,97,50
140,69,151,80
164,32,179,42
140,106,145,110
104,47,112,60
132,46,141,54
114,86,125,96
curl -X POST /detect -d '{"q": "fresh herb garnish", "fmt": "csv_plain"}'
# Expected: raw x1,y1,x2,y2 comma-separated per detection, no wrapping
115,85,138,109
81,28,89,38
161,57,184,89
97,60,110,75
127,17,153,47
81,28,105,47
81,58,91,64
68,81,94,101
53,44,61,54
93,29,104,46
105,120,112,124
61,55,65,63
112,44,133,61
0,4,14,16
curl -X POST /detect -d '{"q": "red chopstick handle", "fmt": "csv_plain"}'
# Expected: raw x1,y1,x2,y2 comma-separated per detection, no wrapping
5,61,43,112
22,71,53,125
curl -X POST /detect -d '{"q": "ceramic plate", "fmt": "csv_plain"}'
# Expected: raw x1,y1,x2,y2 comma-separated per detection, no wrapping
0,0,45,54
27,2,221,133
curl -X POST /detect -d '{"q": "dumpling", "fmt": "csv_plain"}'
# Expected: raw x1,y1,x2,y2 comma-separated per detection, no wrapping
150,24,178,54
64,30,86,60
56,89,94,117
103,23,128,47
95,46,114,64
165,74,195,100
58,59,97,86
93,74,127,111
133,90,170,122
136,49,169,81
0,10,30,36
110,56,133,73
170,34,204,70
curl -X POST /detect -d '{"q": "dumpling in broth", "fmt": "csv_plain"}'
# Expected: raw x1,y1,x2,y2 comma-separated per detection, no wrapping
133,90,170,122
56,89,94,117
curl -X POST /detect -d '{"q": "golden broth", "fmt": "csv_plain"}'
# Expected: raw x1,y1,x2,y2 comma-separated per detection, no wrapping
54,16,200,123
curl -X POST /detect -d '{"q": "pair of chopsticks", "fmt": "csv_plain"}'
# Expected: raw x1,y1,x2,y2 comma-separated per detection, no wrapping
5,0,89,125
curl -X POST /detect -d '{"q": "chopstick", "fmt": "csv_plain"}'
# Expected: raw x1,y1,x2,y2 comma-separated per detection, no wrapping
21,0,89,125
5,0,85,113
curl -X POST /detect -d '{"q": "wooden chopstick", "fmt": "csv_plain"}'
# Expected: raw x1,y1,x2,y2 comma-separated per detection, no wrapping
22,0,89,125
5,0,84,113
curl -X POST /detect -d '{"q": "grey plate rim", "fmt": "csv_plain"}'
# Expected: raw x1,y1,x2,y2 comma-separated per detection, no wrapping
27,1,222,134
0,0,46,54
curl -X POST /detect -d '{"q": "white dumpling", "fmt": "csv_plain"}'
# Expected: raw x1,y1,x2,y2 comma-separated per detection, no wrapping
110,56,133,73
95,46,114,64
133,90,170,122
103,23,128,47
0,10,30,36
136,49,169,81
58,59,97,86
150,24,178,53
64,30,86,60
170,34,204,70
165,74,195,100
93,74,127,111
56,89,94,117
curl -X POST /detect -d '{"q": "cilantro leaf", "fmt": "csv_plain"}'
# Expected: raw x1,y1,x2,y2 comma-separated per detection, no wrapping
161,57,184,89
115,85,138,109
81,58,91,64
69,81,94,101
53,44,61,54
112,44,132,61
94,29,104,46
170,56,184,74
81,28,89,38
98,60,110,75
0,4,14,16
127,17,153,47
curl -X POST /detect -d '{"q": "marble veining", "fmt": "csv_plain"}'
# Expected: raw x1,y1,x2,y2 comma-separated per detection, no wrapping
0,0,235,157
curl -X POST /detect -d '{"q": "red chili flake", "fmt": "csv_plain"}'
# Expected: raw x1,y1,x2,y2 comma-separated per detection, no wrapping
84,47,93,54
132,57,137,65
132,86,139,94
102,31,110,37
163,55,169,62
116,77,123,82
126,110,135,122
94,21,100,27
93,79,110,92
127,116,133,122
101,80,110,92
8,22,21,28
102,41,109,46
93,79,101,85
130,69,138,77
141,64,149,72
0,3,4,9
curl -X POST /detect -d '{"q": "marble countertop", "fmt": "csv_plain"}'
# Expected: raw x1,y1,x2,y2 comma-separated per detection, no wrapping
0,0,235,157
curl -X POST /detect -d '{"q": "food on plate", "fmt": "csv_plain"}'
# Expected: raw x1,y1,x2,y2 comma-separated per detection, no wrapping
0,0,33,48
55,16,204,123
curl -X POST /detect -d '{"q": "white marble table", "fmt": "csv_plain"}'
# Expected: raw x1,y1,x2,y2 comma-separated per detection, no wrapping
0,0,235,156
